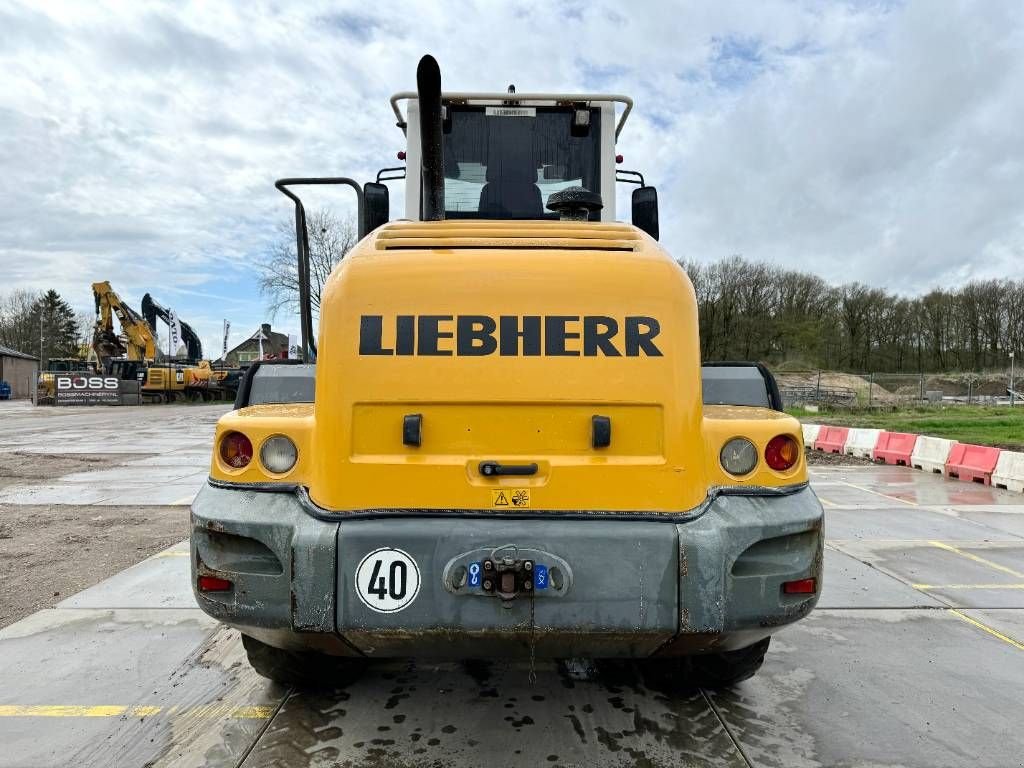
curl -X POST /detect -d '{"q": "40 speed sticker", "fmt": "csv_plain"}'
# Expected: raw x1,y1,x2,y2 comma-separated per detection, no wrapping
354,547,421,613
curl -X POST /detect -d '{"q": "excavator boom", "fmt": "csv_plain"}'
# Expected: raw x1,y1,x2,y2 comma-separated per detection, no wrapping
141,293,203,361
91,281,157,367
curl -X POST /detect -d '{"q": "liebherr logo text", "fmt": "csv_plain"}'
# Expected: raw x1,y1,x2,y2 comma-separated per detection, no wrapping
359,315,663,357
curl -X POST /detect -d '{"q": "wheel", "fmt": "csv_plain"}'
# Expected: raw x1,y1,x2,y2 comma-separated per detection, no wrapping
241,634,366,689
642,637,770,692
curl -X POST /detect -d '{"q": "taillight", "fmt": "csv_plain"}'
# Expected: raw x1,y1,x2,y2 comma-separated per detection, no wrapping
220,431,253,469
765,434,799,471
197,575,233,592
783,577,817,595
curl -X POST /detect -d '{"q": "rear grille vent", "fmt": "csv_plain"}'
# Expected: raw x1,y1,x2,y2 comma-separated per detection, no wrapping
375,221,642,251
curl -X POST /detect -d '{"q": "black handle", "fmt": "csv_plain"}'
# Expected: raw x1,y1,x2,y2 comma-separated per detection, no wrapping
479,461,538,477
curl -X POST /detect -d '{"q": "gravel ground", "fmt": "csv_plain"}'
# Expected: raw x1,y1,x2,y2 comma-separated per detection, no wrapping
0,450,189,628
805,448,875,466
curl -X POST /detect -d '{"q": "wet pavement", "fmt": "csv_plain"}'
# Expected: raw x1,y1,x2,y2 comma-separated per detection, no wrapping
1,404,1022,767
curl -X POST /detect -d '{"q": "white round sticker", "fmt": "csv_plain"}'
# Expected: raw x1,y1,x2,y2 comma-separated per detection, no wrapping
354,548,421,613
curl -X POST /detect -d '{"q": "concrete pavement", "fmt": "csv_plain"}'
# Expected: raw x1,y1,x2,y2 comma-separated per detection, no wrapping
0,403,1022,767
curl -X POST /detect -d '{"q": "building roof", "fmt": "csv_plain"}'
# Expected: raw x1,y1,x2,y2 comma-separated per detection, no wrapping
0,344,38,361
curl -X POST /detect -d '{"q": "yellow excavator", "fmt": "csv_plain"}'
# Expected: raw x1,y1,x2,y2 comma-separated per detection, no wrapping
91,281,192,401
90,282,240,402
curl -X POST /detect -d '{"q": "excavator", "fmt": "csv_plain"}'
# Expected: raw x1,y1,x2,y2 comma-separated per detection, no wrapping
141,292,242,400
141,293,203,362
90,281,238,402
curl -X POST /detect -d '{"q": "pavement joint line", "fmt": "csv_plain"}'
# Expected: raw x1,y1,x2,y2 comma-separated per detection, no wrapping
928,540,1024,579
699,689,754,768
233,689,295,768
836,479,919,506
948,609,1024,651
913,583,1024,590
0,704,274,719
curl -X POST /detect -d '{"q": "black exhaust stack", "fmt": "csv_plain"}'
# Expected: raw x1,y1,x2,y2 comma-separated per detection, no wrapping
417,55,445,221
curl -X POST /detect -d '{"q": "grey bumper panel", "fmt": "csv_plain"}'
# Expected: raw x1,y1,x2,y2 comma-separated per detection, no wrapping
191,483,823,658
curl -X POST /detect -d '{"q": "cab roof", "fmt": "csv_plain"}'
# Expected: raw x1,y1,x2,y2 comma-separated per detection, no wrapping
389,91,634,140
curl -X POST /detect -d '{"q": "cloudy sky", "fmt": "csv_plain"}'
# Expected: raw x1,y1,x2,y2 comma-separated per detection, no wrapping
1,0,1022,357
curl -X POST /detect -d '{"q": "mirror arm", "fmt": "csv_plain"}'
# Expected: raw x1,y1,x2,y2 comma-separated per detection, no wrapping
376,166,407,183
275,178,365,364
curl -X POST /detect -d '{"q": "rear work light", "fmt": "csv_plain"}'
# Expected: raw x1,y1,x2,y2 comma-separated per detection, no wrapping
783,578,817,595
197,575,233,592
765,434,800,471
220,431,253,469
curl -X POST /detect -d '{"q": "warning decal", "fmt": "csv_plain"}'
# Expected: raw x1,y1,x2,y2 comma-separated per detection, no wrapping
491,489,530,508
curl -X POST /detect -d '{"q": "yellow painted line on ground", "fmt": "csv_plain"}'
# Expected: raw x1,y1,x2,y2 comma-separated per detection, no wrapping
152,550,190,558
0,704,272,719
171,494,196,506
949,609,1024,651
929,540,1024,579
914,583,1024,590
817,496,837,507
837,480,919,507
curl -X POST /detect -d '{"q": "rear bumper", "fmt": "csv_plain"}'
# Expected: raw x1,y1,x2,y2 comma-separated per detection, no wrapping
191,483,823,658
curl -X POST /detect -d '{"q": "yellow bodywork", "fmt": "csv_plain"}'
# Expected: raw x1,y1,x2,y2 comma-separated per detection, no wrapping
210,220,806,513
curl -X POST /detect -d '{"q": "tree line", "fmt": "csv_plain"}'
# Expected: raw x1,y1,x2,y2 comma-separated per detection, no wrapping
685,256,1024,372
5,252,1022,375
0,289,86,363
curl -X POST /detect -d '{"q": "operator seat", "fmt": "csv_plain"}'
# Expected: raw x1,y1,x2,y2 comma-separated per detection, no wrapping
477,158,543,219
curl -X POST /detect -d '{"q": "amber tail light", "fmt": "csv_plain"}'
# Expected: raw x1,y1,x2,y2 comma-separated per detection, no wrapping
220,431,253,469
765,434,799,471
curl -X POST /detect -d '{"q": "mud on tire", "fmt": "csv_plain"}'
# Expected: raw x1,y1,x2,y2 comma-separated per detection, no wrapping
643,637,771,692
241,634,366,689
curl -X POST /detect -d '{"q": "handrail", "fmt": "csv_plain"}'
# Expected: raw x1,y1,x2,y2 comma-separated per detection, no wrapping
389,91,634,139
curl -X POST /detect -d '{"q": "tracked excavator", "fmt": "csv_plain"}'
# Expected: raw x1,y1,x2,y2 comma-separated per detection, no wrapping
191,56,823,690
141,293,203,362
141,292,241,400
90,282,238,402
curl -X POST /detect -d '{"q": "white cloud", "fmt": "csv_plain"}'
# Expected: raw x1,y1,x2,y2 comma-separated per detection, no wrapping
1,0,1022,357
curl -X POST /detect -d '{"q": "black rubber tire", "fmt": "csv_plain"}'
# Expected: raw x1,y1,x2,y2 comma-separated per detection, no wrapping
241,634,366,689
642,637,771,692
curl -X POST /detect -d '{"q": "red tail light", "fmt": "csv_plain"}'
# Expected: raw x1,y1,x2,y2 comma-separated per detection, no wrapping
198,575,233,592
783,578,817,595
765,434,799,471
220,431,253,469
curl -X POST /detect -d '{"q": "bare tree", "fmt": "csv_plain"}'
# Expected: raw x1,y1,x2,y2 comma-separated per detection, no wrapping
0,289,41,355
257,209,357,319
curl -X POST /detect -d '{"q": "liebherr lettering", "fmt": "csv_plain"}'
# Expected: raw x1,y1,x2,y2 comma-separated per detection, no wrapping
359,315,663,357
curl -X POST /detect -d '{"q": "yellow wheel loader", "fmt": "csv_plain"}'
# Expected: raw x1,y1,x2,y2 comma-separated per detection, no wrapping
191,57,822,690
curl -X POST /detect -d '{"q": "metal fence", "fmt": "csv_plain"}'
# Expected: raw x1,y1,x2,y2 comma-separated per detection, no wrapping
775,370,1021,408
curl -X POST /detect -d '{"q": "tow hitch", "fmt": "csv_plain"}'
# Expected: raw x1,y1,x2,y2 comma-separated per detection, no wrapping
481,557,534,601
443,545,572,604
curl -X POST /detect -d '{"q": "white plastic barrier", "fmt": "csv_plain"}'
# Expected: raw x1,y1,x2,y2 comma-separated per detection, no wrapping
845,428,882,458
911,436,957,474
802,424,821,448
993,451,1024,493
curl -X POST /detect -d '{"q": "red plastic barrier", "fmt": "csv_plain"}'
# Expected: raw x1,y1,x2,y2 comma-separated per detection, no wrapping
813,426,849,454
872,432,918,466
945,443,1001,485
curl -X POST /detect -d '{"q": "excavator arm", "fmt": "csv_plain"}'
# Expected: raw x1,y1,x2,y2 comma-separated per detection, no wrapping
141,293,203,361
91,281,157,365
